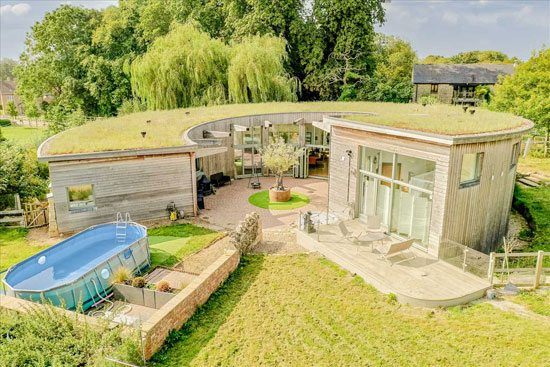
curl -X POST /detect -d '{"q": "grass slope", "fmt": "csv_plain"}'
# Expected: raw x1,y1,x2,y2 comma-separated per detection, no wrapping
44,102,526,155
151,255,550,367
248,190,309,210
148,223,220,267
512,289,550,316
0,228,51,273
1,126,47,148
513,185,550,251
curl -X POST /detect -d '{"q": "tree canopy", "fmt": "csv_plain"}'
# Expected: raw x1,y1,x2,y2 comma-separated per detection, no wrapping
0,58,18,80
490,48,550,154
421,50,517,64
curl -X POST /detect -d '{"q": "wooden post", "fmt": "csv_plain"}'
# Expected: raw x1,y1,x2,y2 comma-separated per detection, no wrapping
534,250,544,288
488,252,496,284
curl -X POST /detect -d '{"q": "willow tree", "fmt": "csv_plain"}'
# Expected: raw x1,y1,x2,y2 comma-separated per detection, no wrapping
228,35,297,103
130,23,229,110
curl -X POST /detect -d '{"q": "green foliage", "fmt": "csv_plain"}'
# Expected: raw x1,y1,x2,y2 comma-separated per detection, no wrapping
301,0,385,99
118,98,147,116
0,142,48,200
228,35,297,103
354,35,416,103
248,190,310,210
6,101,17,118
0,119,10,127
491,48,550,138
111,266,133,283
148,223,215,238
512,290,550,316
131,23,230,110
260,136,302,190
475,84,492,103
418,95,440,105
513,185,550,252
0,306,142,366
421,50,517,64
0,58,17,80
0,129,4,142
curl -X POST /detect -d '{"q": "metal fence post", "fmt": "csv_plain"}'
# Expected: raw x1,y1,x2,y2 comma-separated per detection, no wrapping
534,250,544,289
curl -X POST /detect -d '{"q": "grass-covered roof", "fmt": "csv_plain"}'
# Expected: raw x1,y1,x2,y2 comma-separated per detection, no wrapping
43,102,529,155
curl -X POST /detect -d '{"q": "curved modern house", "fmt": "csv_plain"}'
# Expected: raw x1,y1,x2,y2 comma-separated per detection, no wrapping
38,105,532,256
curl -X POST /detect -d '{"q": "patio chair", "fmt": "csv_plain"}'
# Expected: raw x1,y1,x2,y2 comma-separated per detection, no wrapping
378,239,416,265
366,215,383,233
338,221,363,246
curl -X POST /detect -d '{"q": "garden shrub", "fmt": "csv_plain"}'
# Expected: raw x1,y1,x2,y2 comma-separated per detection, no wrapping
0,118,11,127
112,266,133,284
156,280,171,292
0,306,142,366
132,276,146,288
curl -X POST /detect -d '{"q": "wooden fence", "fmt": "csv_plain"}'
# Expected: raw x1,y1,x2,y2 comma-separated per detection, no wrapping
489,251,550,288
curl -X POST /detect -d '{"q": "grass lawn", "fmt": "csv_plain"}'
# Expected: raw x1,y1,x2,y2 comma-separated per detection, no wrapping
511,289,550,316
44,102,526,155
248,190,310,210
518,154,550,178
513,185,550,251
1,125,48,148
148,223,221,268
0,227,51,273
151,255,550,367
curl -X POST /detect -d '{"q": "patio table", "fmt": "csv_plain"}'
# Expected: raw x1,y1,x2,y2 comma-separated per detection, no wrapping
356,232,389,252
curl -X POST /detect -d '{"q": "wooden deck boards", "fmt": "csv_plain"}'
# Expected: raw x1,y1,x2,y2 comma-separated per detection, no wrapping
297,220,490,307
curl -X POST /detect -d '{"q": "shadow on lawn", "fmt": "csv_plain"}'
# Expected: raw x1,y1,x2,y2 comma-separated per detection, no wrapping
149,255,265,366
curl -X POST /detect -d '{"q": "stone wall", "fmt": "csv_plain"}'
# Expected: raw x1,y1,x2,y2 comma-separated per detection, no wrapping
141,250,240,359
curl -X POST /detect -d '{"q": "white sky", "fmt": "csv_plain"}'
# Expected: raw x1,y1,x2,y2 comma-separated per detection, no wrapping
1,0,549,61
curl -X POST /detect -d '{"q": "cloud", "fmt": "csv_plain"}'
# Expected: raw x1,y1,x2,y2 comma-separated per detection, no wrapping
442,11,458,25
1,3,31,16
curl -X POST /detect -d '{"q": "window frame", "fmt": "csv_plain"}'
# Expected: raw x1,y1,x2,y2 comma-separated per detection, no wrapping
430,84,438,94
66,184,96,213
510,142,520,169
459,153,484,188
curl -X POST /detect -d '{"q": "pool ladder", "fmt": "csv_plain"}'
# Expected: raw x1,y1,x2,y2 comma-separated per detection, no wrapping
115,212,131,243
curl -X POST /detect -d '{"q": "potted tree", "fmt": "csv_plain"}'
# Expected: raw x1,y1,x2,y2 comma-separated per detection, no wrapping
260,137,302,202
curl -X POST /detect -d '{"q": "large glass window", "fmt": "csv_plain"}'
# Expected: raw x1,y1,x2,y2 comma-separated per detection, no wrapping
358,147,435,249
67,185,95,212
270,124,299,145
460,153,483,187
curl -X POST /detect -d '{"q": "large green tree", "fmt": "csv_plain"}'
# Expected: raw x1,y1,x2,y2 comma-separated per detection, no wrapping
15,5,101,116
0,58,18,80
301,0,385,99
491,48,550,156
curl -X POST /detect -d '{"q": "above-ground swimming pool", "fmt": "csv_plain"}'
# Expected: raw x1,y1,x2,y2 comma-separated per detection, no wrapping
3,222,150,311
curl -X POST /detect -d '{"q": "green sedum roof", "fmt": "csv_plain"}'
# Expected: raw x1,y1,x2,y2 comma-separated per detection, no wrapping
43,102,529,155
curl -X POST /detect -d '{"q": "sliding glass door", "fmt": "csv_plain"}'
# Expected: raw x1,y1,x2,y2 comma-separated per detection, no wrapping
358,147,435,249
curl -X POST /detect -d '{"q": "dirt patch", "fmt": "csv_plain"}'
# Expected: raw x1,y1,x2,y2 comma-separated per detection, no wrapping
507,209,532,250
484,299,549,322
26,226,62,247
250,227,306,255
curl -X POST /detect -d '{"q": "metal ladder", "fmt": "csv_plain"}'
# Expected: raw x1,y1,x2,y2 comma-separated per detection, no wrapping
115,212,131,243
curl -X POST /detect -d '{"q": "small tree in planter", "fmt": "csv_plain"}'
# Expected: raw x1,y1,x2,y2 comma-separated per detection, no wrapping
260,136,302,202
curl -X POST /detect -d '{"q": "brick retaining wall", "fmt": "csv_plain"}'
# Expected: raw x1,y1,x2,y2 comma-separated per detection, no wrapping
141,249,240,359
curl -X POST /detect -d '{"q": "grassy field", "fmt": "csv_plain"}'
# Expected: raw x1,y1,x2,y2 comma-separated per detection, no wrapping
511,289,550,316
150,255,550,367
518,154,550,178
0,227,52,273
1,125,48,148
513,185,550,251
44,102,526,155
148,223,221,267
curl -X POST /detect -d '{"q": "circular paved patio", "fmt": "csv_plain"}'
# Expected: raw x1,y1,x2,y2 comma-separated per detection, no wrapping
201,177,328,231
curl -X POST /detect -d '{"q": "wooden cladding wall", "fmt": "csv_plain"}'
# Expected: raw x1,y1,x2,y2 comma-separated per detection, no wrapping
442,137,520,253
50,154,194,233
329,127,451,256
198,137,235,179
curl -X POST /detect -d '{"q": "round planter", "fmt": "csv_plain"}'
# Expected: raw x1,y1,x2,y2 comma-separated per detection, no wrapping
269,188,291,202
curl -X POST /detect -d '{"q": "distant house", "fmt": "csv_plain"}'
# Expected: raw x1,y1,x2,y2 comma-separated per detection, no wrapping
412,64,515,104
0,80,24,116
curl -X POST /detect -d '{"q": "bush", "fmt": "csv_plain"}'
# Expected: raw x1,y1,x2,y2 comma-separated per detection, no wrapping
419,95,440,105
112,266,133,284
0,306,142,365
156,280,171,292
0,118,11,127
132,276,146,288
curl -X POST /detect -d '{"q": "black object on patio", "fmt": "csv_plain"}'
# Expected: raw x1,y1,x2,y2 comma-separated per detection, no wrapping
210,172,231,187
197,175,214,196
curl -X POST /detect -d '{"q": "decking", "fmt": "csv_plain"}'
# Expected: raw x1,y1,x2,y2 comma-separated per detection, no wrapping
297,220,490,307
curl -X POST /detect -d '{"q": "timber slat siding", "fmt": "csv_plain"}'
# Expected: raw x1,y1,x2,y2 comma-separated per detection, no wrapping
442,137,520,252
51,154,194,232
329,126,451,256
